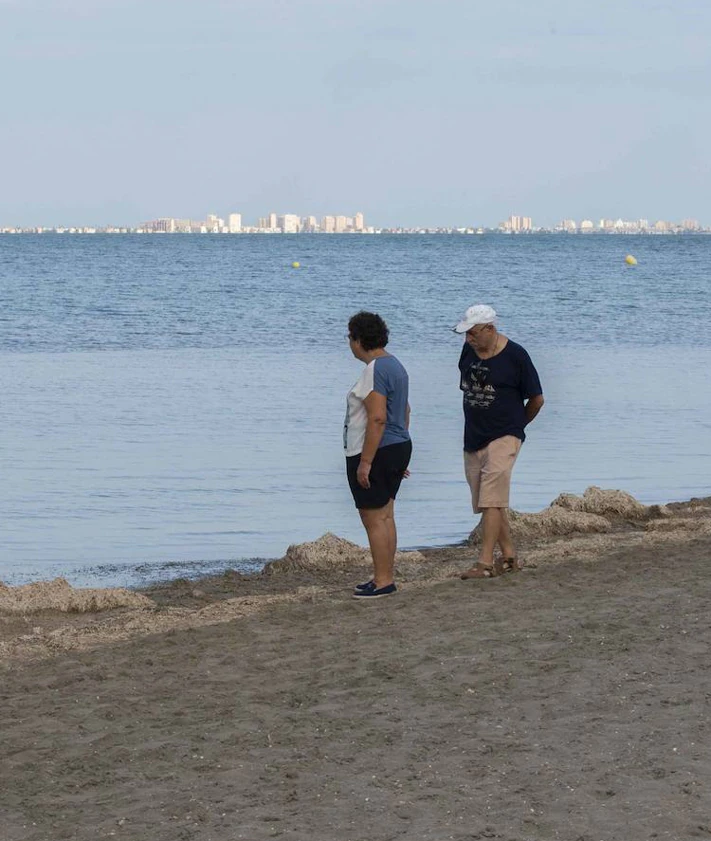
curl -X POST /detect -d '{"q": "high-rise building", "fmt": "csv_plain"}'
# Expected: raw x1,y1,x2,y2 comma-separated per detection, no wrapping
206,214,224,233
279,214,301,233
228,213,242,233
142,218,176,233
354,212,365,232
335,215,348,233
321,216,336,233
267,212,278,230
302,216,318,232
503,215,531,232
580,220,594,231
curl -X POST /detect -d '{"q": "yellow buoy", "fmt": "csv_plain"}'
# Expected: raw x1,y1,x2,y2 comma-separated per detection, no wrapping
291,261,300,269
625,255,637,266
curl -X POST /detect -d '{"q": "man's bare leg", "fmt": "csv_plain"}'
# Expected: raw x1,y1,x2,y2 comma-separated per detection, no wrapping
461,507,502,578
497,508,516,563
479,507,502,565
359,499,396,588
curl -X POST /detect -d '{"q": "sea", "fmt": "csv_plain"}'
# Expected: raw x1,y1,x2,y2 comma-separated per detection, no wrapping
1,233,710,587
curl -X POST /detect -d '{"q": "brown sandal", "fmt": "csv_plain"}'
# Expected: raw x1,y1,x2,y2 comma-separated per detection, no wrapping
501,557,523,573
460,563,501,580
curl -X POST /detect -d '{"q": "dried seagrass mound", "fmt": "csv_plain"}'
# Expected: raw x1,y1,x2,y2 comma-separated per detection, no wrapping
265,532,425,575
645,518,711,534
551,486,669,520
468,506,611,545
0,578,154,616
468,487,672,545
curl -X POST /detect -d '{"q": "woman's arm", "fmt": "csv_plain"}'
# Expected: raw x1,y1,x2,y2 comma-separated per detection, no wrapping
357,391,387,488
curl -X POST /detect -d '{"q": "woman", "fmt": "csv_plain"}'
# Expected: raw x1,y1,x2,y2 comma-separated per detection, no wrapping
343,311,412,600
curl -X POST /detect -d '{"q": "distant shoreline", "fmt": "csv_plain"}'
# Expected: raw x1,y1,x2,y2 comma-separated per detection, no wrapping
2,229,710,236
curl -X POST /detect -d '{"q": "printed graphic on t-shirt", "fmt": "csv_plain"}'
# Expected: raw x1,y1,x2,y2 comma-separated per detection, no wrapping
458,339,543,453
462,361,496,409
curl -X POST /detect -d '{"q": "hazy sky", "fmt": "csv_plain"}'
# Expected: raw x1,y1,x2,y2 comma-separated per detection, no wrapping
2,0,709,227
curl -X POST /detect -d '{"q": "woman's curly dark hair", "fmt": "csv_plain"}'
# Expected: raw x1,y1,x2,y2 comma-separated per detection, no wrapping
348,311,389,351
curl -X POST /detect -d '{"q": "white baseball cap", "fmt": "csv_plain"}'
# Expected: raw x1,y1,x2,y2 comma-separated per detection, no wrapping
453,304,497,333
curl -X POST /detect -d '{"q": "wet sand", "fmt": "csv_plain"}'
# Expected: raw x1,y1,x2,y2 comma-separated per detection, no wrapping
2,494,711,841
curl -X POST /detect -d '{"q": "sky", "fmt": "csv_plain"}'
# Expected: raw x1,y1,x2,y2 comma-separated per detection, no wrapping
1,0,709,227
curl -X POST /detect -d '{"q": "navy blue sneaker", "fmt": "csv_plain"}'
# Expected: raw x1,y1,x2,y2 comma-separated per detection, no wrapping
354,579,375,593
352,583,397,600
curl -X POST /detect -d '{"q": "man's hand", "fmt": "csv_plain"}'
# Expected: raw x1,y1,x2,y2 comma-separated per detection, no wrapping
525,394,545,424
357,459,372,489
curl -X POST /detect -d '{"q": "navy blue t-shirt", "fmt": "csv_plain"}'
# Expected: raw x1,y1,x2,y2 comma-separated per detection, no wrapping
459,339,542,452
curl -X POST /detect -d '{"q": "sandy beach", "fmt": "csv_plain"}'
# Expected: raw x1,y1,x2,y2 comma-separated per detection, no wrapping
2,489,711,841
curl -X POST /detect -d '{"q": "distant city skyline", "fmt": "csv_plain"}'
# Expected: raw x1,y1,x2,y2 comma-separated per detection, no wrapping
1,208,708,233
2,210,708,235
1,1,709,227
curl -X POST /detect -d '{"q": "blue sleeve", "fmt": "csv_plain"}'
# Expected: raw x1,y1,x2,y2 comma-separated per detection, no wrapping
519,349,542,399
373,358,389,396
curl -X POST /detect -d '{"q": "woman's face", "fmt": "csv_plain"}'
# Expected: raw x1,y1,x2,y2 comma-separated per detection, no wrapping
347,332,364,360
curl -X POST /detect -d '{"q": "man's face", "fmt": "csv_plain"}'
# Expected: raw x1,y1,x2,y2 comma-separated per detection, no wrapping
465,323,493,349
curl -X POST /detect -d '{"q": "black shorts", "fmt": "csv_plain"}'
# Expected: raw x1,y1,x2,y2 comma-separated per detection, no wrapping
346,440,412,510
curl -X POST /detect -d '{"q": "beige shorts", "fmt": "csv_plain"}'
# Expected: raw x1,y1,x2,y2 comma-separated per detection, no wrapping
464,435,522,513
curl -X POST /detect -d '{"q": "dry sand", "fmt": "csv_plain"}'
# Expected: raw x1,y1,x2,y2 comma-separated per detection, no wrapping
2,488,711,841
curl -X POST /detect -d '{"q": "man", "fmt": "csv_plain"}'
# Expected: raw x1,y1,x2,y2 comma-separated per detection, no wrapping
453,304,544,579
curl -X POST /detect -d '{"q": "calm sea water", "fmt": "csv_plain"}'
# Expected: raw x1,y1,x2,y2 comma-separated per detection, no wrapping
1,234,710,587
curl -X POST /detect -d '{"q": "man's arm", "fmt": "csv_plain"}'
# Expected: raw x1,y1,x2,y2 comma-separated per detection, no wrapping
525,394,544,424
